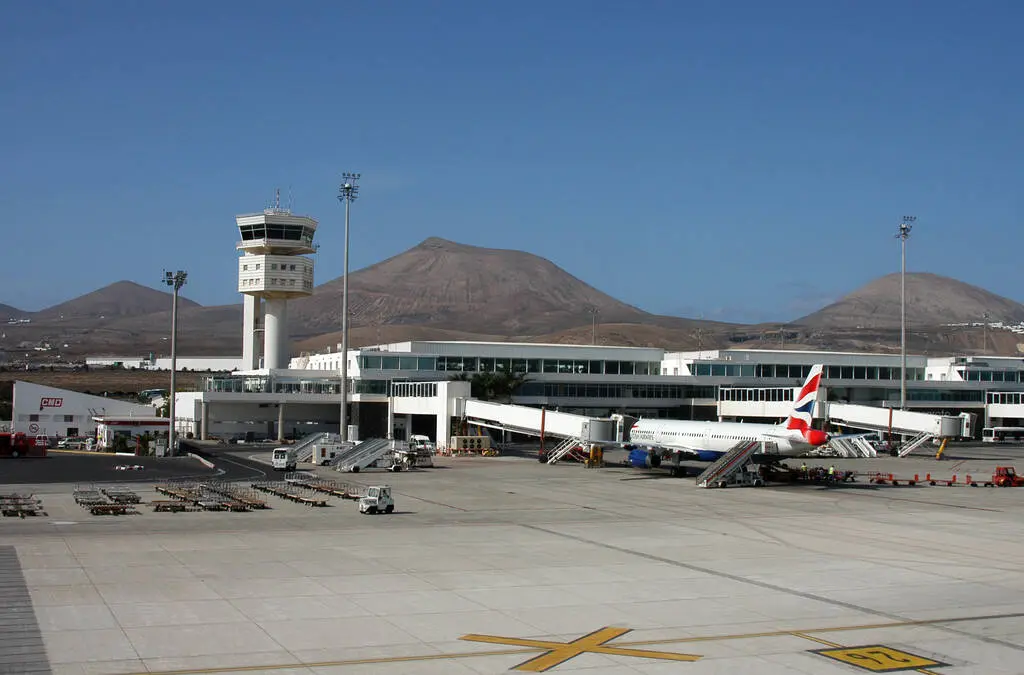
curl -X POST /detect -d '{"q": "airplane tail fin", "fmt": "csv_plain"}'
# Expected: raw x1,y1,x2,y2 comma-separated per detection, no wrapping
782,364,827,445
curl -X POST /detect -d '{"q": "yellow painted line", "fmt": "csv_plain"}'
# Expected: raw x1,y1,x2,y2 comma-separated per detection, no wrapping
120,647,541,675
463,626,700,672
792,632,845,648
132,611,1010,675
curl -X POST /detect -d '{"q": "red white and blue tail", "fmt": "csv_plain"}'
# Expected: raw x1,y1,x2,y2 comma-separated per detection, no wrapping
782,364,827,445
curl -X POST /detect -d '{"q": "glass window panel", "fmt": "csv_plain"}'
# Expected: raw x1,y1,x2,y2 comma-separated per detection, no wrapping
605,361,620,375
478,358,494,372
399,357,417,370
417,357,436,370
543,359,558,374
527,359,542,373
619,361,634,375
588,360,603,374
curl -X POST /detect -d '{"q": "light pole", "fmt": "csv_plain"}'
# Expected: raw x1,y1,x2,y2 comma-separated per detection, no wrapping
896,216,915,410
163,270,187,453
587,307,599,345
337,172,360,442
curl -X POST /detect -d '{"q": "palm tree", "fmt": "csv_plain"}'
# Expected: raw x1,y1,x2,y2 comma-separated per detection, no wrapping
449,371,529,403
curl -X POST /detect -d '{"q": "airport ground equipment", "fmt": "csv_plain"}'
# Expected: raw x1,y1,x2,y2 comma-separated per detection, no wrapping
897,432,936,457
310,439,352,466
992,466,1024,487
358,485,394,514
0,492,46,517
545,437,585,464
292,432,337,464
272,447,297,471
333,438,394,473
695,440,768,488
820,436,878,458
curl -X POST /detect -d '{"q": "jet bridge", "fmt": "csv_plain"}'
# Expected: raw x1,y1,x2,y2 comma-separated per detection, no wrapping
823,402,973,439
461,400,621,443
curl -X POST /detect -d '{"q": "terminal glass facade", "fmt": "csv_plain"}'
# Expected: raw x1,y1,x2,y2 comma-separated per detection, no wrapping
357,355,661,376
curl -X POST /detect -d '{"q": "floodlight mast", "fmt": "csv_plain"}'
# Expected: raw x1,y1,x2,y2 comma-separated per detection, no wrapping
337,173,361,442
895,216,915,410
163,270,188,453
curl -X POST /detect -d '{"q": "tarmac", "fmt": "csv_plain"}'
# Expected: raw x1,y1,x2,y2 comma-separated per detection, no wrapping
3,444,1024,674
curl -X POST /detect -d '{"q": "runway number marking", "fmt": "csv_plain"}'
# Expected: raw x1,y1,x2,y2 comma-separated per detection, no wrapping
812,645,946,672
460,626,701,671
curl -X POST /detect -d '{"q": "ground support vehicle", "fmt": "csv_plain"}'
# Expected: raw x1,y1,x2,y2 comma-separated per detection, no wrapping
272,447,297,471
358,485,395,514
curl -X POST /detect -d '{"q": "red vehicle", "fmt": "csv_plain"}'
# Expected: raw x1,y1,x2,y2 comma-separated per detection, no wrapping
992,466,1024,487
0,432,47,458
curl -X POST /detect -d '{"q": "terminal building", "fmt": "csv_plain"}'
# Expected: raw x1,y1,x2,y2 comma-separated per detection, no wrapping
172,341,1024,447
18,201,1024,449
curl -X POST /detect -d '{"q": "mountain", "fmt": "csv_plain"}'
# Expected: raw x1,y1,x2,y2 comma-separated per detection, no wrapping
0,303,26,320
796,273,1024,329
286,237,712,338
32,281,202,321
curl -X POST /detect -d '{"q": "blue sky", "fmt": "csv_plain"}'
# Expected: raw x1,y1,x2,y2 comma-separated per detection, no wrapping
2,0,1021,323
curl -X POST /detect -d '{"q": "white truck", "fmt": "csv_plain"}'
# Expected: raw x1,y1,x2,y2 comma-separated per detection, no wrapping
358,485,395,514
407,435,435,468
272,447,297,471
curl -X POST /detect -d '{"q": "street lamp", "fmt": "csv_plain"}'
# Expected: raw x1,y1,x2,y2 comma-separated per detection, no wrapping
587,307,599,345
337,172,360,442
895,216,915,410
163,270,187,453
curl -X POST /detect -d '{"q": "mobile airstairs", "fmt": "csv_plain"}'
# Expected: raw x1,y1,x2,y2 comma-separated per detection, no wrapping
546,437,585,465
695,440,771,488
332,438,394,473
292,432,339,464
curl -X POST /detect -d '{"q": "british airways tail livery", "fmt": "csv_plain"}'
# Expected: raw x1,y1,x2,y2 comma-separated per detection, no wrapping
628,364,828,462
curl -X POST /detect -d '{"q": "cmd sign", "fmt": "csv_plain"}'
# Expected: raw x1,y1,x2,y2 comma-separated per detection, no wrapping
39,397,64,411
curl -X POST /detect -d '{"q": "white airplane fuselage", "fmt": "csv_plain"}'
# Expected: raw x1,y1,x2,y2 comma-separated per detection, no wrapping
629,418,825,461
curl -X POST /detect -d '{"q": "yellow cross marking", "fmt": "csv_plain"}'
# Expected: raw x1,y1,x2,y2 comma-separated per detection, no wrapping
460,626,702,671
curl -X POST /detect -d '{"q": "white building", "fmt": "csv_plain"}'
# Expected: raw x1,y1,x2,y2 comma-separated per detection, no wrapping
86,355,243,371
11,381,158,439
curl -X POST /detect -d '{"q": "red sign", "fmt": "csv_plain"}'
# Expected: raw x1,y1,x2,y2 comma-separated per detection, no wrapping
39,397,63,410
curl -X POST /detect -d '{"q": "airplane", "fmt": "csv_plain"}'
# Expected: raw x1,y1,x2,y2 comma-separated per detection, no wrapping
626,364,829,466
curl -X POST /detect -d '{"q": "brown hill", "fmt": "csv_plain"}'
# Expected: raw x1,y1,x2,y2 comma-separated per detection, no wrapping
287,237,714,338
0,303,26,319
33,281,202,321
796,273,1024,329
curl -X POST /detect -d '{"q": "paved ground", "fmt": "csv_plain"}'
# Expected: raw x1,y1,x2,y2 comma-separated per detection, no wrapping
3,447,1024,674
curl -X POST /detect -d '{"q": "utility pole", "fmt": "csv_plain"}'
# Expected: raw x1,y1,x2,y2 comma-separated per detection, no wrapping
587,307,599,345
337,173,360,442
163,270,187,453
982,312,989,354
896,216,915,410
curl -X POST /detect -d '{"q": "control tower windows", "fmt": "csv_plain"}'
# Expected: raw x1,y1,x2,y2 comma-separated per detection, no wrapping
238,224,315,245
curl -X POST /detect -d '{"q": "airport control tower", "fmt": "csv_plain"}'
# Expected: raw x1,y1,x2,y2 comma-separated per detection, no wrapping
236,194,318,370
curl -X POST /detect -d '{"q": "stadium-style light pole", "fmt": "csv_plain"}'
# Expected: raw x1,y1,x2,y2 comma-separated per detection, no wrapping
337,173,360,442
896,216,915,410
163,270,188,453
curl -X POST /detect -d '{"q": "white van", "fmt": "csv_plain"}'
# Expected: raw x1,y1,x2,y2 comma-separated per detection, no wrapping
272,447,296,471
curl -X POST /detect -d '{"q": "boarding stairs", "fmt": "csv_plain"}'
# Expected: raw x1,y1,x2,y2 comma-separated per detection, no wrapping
334,438,393,473
820,436,878,458
695,440,763,488
897,432,935,458
293,432,336,464
546,437,584,465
